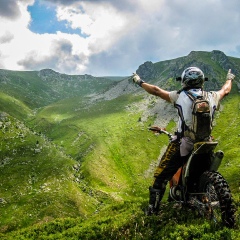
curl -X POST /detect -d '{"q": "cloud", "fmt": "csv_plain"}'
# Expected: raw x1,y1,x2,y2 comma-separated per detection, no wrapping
0,31,14,44
0,0,240,75
18,38,87,74
0,0,34,19
0,0,131,75
0,0,21,19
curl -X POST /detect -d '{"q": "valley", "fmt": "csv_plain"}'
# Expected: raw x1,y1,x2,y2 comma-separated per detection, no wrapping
0,50,239,239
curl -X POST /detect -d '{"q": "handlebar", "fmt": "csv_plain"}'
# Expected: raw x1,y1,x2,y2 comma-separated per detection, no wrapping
148,127,173,139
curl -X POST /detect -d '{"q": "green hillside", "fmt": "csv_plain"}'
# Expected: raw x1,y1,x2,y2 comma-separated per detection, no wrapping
0,50,239,239
0,92,32,120
0,69,119,109
1,90,239,239
0,114,102,231
27,93,160,198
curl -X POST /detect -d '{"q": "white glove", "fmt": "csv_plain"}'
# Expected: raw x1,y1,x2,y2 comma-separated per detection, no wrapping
226,69,235,81
132,73,145,86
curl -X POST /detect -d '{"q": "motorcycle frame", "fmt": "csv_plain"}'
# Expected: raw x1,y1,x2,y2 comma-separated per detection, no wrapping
182,141,218,187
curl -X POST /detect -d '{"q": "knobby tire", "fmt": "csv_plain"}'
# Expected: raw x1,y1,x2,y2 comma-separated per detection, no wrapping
198,171,236,228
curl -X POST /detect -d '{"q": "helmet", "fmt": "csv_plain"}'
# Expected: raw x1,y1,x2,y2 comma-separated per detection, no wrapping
181,67,205,88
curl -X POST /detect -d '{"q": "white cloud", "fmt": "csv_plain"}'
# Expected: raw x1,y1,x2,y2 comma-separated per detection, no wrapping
0,0,130,75
56,2,128,53
0,0,240,76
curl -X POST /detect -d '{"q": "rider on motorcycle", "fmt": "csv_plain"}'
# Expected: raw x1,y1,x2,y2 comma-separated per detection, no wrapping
132,67,235,215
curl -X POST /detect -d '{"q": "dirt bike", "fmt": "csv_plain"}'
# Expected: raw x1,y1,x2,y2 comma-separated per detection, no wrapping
149,126,236,228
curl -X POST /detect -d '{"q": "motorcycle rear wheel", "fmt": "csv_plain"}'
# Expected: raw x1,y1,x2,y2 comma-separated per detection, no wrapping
198,171,235,228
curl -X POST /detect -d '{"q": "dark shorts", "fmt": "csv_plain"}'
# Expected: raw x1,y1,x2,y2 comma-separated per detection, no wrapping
153,141,185,189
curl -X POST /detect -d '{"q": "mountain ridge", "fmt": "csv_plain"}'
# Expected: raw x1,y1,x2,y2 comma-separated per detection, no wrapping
1,50,239,109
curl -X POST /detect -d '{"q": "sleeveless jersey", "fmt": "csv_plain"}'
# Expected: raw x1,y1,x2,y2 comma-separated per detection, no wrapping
169,89,220,138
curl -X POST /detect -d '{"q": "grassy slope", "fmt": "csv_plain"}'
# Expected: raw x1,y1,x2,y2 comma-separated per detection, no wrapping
0,92,163,234
0,70,55,108
0,53,239,238
0,114,102,232
0,92,33,120
27,93,162,199
0,69,119,109
212,84,240,197
1,88,239,239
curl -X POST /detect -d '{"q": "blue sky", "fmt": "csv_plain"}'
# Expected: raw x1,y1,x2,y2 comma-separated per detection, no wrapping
0,0,240,76
28,1,83,35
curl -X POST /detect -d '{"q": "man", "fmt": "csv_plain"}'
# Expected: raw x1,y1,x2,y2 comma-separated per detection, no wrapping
132,67,235,215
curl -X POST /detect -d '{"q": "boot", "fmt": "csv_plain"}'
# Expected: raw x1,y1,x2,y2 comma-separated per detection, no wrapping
145,186,163,216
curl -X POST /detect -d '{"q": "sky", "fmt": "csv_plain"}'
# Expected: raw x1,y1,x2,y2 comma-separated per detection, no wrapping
0,0,240,76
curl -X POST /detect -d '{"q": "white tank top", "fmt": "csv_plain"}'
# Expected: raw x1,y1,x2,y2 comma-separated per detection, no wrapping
169,89,220,134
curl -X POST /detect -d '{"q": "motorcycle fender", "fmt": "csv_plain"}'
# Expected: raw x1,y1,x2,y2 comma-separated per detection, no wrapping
209,150,224,171
182,154,194,186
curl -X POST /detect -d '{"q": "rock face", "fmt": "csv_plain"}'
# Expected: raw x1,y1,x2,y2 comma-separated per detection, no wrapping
136,61,156,79
210,50,233,71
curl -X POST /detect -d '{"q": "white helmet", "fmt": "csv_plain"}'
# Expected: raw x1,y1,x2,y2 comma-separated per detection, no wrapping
181,67,205,88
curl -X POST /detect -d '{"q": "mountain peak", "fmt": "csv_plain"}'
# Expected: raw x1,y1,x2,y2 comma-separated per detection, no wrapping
39,68,60,77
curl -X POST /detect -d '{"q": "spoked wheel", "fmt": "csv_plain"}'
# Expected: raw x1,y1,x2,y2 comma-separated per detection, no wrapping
198,171,235,228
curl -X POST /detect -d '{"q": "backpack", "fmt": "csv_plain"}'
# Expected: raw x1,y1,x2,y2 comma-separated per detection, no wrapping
183,90,212,141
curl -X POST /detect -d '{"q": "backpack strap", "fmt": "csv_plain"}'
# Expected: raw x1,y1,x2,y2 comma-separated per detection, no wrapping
174,103,189,138
184,90,203,101
202,91,209,100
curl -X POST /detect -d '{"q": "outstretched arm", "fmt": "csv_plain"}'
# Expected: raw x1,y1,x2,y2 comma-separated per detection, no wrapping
141,82,171,102
217,69,235,100
132,73,171,102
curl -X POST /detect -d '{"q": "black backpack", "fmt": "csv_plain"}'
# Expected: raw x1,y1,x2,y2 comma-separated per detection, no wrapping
183,90,212,141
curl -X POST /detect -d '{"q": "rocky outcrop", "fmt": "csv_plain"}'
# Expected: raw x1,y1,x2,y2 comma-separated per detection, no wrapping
136,61,156,80
90,76,137,101
210,50,233,71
